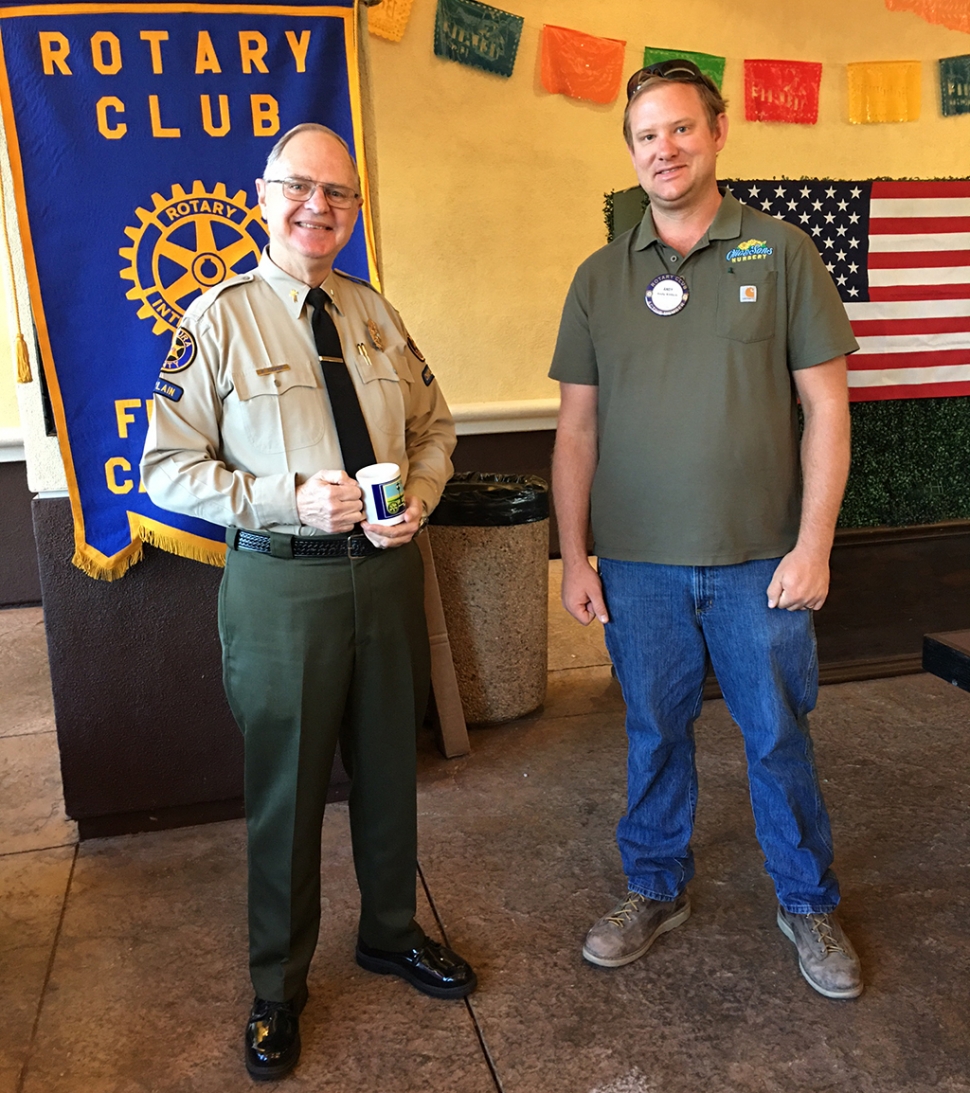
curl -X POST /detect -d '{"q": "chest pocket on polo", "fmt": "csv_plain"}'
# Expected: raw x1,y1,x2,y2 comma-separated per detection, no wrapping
348,348,405,435
716,269,777,344
231,362,325,453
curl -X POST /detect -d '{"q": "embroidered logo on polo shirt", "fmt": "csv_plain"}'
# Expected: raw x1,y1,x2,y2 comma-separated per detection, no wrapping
726,239,773,262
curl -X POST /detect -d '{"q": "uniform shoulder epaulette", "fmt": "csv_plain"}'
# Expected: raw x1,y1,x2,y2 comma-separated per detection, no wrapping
334,268,381,294
186,271,258,319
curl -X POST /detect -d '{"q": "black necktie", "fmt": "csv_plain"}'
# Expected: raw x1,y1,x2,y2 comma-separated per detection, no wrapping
306,287,376,477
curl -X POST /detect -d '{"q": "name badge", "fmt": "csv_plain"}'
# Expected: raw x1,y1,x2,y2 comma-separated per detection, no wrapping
645,275,689,316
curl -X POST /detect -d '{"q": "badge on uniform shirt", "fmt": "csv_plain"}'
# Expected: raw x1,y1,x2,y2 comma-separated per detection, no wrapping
406,333,426,362
421,364,435,386
366,319,385,352
740,285,758,302
160,328,196,373
645,275,689,317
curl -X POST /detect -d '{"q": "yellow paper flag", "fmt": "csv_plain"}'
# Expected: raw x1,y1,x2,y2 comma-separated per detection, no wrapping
368,0,416,42
847,60,921,123
885,0,970,35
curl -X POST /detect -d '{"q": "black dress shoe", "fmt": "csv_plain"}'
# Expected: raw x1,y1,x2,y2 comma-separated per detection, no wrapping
244,984,308,1081
356,936,477,999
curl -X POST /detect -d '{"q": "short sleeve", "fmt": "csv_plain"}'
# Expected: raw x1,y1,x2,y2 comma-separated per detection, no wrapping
548,267,599,385
785,235,859,371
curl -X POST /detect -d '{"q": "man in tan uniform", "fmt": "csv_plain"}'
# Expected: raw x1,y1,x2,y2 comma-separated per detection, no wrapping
141,123,475,1082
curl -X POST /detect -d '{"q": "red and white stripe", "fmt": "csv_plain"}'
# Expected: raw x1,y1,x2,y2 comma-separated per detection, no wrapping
846,180,970,401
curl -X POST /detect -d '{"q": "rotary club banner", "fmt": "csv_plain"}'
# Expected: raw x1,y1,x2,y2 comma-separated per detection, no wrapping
847,60,922,123
0,0,377,579
744,59,822,124
540,24,626,105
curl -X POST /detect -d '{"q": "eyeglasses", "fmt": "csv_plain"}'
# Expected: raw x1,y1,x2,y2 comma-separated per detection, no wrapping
626,58,713,101
264,178,360,208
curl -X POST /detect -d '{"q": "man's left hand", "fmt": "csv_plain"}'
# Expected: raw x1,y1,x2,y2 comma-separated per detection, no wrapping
361,495,424,549
766,548,830,611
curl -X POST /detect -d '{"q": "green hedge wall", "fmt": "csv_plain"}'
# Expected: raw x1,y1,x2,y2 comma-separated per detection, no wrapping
605,188,970,529
840,398,970,527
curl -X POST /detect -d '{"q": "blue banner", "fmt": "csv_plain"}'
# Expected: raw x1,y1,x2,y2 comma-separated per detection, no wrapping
0,1,376,577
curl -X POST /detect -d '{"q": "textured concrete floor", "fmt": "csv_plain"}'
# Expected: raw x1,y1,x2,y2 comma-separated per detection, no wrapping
2,563,969,1092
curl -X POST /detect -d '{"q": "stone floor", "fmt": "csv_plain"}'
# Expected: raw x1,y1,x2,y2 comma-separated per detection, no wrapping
2,563,969,1093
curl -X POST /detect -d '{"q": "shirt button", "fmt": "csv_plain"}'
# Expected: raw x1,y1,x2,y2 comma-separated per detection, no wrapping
670,255,678,262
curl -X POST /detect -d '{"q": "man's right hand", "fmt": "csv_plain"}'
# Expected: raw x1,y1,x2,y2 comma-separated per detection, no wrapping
296,470,365,533
561,558,609,626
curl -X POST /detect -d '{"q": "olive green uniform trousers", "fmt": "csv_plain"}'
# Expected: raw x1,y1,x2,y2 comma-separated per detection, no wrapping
219,538,428,1003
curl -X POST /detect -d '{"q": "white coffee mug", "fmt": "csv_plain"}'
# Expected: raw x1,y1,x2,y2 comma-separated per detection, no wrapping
356,462,406,525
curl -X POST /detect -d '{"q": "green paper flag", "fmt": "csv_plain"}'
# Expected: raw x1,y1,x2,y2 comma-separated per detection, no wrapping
940,55,970,116
641,46,726,90
434,0,524,79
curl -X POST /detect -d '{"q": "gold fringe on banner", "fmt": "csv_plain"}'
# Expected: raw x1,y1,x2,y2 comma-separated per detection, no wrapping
0,159,31,383
71,539,143,582
15,332,30,383
69,500,228,580
885,0,970,35
139,524,227,567
131,513,227,569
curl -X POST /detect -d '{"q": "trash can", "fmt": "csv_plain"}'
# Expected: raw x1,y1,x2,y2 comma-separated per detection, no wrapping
429,473,549,725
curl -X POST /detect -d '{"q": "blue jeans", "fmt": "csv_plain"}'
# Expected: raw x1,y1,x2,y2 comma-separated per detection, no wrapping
599,556,840,914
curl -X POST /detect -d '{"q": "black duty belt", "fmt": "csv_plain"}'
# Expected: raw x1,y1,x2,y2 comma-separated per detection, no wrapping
229,529,380,558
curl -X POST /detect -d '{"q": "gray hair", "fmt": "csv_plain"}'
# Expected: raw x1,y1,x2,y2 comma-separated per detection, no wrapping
262,123,359,187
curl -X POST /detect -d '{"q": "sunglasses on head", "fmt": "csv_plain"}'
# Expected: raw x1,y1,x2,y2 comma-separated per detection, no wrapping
626,59,712,101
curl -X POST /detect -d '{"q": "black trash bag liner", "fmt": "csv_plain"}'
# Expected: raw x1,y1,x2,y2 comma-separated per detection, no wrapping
429,472,549,527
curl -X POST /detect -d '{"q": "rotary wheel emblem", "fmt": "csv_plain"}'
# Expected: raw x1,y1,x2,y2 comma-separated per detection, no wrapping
119,181,267,335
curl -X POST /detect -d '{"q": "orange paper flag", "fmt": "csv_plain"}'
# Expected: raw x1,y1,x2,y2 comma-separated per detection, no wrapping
368,0,416,43
885,0,970,35
847,60,921,123
541,24,626,105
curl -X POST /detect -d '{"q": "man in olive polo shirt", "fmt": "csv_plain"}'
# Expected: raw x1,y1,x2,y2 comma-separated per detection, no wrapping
550,61,863,999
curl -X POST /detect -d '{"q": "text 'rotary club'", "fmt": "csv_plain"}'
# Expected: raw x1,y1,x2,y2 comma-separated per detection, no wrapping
37,28,316,139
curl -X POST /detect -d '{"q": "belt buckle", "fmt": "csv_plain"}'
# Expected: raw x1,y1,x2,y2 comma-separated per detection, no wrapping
347,534,366,558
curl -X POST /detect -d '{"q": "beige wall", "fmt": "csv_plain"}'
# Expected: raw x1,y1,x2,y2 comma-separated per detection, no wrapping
5,0,970,468
367,0,970,406
0,269,15,432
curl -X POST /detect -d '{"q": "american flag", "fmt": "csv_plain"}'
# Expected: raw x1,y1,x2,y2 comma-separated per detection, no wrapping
723,179,970,401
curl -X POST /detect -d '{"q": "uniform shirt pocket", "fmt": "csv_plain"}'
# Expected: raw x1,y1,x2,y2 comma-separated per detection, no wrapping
349,347,405,436
716,269,777,344
231,362,325,454
349,346,401,386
